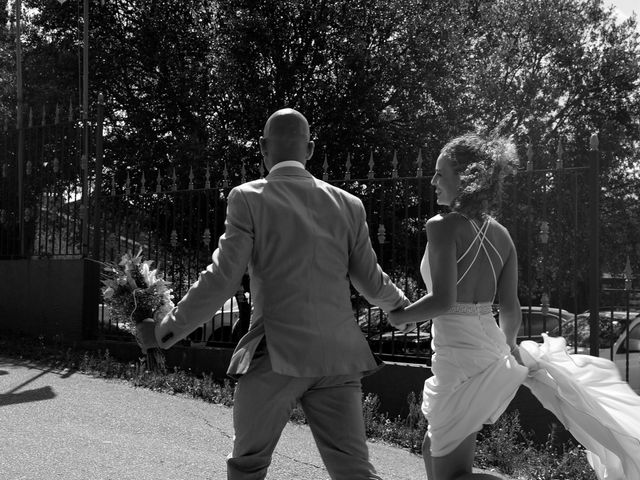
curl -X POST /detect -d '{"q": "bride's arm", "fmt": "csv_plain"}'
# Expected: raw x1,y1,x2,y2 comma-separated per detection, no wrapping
496,235,521,351
388,216,457,326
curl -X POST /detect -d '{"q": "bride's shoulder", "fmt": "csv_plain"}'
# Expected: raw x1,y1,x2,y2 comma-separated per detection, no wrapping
426,212,464,234
427,212,467,226
487,217,511,236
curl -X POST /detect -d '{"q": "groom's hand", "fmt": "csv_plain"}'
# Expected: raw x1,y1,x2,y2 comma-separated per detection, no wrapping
135,318,159,353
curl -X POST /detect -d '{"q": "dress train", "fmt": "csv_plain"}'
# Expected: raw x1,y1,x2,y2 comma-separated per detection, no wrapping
520,334,640,480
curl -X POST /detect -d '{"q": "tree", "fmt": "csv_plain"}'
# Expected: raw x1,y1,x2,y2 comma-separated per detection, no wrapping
8,0,640,288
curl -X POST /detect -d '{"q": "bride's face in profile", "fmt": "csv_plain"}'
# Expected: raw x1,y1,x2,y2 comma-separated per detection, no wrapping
431,153,460,206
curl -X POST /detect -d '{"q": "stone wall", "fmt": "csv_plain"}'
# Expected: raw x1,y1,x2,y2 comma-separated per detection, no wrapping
0,258,100,342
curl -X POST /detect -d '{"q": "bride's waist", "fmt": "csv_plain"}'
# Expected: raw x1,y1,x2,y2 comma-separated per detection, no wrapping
442,302,494,316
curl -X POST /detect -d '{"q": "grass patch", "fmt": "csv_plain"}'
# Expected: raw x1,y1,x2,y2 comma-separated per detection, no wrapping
1,332,597,479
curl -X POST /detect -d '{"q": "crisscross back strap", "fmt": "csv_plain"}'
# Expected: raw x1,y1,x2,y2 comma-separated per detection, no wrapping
456,217,504,297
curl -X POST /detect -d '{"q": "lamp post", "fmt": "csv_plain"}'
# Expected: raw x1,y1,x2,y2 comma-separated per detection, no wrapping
15,0,24,256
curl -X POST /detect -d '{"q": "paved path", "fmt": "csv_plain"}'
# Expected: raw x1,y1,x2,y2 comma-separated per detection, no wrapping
0,356,509,480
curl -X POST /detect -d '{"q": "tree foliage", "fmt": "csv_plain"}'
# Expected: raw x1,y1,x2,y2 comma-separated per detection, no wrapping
3,0,640,282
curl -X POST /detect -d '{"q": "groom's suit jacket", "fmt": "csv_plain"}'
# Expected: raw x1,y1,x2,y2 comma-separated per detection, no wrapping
155,164,408,377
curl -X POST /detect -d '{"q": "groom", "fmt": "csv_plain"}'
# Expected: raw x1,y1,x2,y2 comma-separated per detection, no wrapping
138,108,410,479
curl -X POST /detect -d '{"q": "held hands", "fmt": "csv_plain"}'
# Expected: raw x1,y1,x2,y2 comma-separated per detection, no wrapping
388,305,417,334
509,344,524,366
396,321,417,334
134,318,159,354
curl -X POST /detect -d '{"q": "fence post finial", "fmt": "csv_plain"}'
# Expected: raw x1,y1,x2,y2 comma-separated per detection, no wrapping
624,255,633,290
222,162,229,187
321,149,328,181
205,164,211,189
241,159,246,183
416,149,423,178
368,151,375,179
590,132,599,151
68,98,73,122
344,153,351,181
526,142,533,172
125,171,131,196
55,104,60,124
28,107,33,127
391,151,398,179
156,170,162,193
172,168,178,191
556,137,564,169
140,173,146,194
203,228,211,248
188,166,194,190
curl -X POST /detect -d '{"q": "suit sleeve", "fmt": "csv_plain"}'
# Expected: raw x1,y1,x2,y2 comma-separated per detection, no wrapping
348,199,409,312
155,187,254,348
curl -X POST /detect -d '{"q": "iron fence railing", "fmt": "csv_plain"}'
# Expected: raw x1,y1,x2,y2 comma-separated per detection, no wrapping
4,103,639,377
0,105,89,259
93,173,435,360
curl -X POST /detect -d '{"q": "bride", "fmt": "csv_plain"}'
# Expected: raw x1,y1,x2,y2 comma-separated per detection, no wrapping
388,133,640,480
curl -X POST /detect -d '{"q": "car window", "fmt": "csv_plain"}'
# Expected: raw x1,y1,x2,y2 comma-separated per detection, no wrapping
551,316,626,349
519,312,560,335
617,323,640,354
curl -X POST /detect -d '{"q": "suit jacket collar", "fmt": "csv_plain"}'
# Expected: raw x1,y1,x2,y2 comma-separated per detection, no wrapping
266,166,314,180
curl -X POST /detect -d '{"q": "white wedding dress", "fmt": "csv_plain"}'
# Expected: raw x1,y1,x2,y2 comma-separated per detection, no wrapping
420,217,640,479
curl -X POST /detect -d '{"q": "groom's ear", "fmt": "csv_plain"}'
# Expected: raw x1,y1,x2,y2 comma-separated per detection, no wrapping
306,140,315,161
259,136,268,156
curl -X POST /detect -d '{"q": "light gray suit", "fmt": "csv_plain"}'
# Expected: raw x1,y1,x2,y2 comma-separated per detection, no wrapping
155,164,408,479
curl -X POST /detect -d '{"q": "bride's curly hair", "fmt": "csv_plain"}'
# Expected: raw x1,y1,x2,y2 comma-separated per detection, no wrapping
441,133,518,220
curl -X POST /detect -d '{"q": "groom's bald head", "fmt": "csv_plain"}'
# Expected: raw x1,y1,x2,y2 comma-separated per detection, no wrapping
260,108,314,170
263,108,310,140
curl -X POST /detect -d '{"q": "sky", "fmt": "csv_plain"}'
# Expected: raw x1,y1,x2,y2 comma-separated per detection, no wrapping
609,0,639,24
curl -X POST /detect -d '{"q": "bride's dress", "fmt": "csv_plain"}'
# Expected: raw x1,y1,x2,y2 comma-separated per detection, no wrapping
420,217,640,479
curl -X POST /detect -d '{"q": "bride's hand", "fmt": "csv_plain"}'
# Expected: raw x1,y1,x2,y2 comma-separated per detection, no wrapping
509,344,524,365
388,308,405,328
388,308,416,333
396,322,417,334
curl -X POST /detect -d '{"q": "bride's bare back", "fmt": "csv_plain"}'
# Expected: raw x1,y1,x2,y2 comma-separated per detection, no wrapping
445,213,514,304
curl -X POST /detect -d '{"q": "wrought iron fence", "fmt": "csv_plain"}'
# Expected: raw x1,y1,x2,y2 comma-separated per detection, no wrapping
0,104,90,259
93,155,436,363
6,102,640,382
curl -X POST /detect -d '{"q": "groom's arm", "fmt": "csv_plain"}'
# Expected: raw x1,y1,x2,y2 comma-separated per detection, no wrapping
154,187,254,349
348,199,409,312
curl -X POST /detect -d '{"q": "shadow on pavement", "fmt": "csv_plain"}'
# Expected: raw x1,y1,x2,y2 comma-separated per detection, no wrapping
0,367,57,407
0,385,56,406
0,370,8,375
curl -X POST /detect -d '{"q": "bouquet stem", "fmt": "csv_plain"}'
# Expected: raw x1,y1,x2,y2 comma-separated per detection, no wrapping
143,347,166,373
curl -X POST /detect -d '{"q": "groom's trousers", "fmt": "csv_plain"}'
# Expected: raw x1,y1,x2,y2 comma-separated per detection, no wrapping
226,349,382,480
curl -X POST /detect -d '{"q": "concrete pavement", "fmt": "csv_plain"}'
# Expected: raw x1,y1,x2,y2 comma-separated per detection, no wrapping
0,356,508,479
